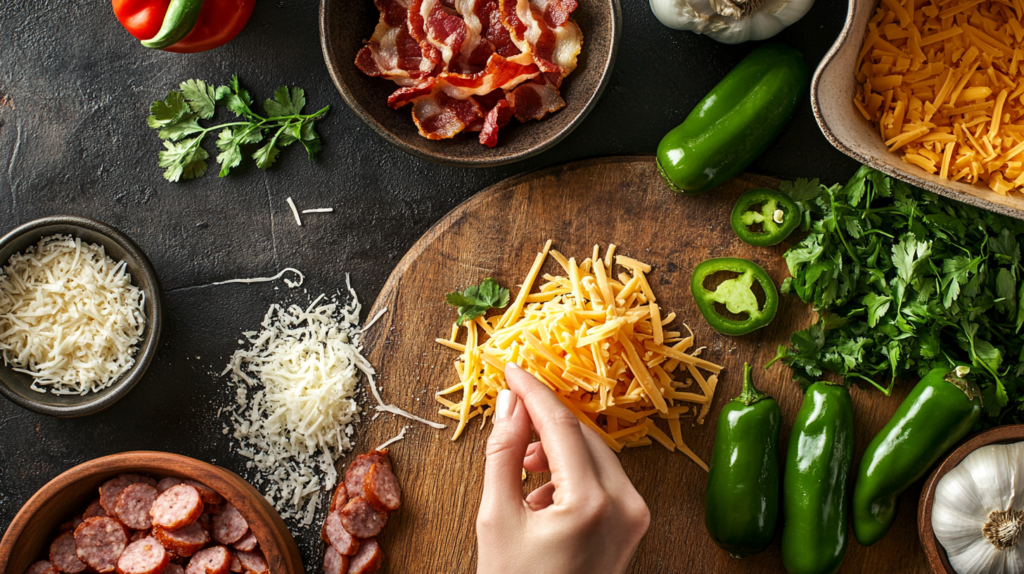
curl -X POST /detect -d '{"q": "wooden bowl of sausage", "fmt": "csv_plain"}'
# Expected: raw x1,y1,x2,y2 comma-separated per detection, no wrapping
0,451,302,574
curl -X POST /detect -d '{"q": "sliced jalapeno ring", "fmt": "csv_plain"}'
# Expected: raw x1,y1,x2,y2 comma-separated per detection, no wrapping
731,188,800,247
690,257,778,336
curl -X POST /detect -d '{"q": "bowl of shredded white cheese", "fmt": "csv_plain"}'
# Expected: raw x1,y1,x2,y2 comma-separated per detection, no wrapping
0,216,162,417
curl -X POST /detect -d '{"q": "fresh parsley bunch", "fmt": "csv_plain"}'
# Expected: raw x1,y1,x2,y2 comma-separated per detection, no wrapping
147,76,329,181
446,278,510,326
769,166,1024,422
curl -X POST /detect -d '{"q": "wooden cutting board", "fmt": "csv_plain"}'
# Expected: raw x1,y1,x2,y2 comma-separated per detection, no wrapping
357,156,931,574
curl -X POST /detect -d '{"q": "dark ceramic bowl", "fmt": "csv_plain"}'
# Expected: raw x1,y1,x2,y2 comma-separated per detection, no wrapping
319,0,621,167
0,216,162,417
918,425,1024,574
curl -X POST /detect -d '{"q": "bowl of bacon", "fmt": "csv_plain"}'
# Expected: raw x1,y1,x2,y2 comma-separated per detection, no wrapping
0,451,303,574
319,0,622,167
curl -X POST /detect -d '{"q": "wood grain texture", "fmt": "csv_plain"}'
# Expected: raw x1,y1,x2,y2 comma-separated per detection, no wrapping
357,156,930,574
0,451,303,574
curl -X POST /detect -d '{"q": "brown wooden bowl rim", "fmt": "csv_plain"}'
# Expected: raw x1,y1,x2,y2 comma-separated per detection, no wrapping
317,0,623,168
0,451,303,574
918,425,1024,574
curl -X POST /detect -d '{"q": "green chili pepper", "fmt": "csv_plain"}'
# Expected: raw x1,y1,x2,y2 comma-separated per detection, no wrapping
781,381,854,574
656,43,808,195
705,363,780,559
690,258,778,336
731,188,800,247
141,0,206,49
852,367,982,547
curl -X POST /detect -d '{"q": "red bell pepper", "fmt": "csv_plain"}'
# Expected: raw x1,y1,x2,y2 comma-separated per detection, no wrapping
112,0,255,53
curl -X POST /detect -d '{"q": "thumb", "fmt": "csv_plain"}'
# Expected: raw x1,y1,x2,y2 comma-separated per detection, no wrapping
480,388,531,515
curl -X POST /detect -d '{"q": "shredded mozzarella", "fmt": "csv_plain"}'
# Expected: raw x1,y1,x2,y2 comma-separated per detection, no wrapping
0,235,146,395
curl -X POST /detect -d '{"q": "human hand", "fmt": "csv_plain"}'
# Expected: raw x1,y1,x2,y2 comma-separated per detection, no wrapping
476,363,651,574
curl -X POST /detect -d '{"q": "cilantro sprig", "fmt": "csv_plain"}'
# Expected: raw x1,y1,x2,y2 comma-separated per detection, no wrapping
768,166,1024,423
446,278,510,326
147,76,329,181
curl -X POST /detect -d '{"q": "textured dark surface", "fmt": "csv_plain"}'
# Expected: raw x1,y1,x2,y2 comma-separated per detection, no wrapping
0,0,856,569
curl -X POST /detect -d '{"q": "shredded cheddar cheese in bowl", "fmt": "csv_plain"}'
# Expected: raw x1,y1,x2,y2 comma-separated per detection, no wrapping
854,0,1024,195
435,241,722,471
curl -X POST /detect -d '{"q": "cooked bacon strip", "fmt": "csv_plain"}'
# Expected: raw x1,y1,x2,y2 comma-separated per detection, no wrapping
479,99,512,147
411,91,486,139
413,0,469,71
388,78,437,109
356,0,437,85
507,79,565,122
535,0,576,27
440,52,540,99
498,0,581,77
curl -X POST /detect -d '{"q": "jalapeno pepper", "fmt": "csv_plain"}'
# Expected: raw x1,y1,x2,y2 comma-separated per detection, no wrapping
731,188,800,247
656,44,809,195
852,367,982,547
690,258,778,336
705,363,780,559
781,381,854,574
112,0,255,53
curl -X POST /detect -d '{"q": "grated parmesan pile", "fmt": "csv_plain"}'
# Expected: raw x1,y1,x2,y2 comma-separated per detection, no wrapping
221,279,372,525
0,235,146,395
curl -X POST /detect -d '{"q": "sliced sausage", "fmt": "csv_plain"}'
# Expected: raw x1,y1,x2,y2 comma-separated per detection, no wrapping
340,497,387,539
184,480,223,505
344,452,389,500
330,483,348,512
363,462,401,513
346,538,383,574
322,509,359,556
153,522,209,558
74,516,129,573
100,475,158,516
184,546,231,574
198,513,213,534
116,483,159,530
24,562,59,574
116,537,169,574
323,546,349,574
85,498,108,518
211,504,248,545
234,549,268,574
49,531,87,574
161,565,185,574
228,553,242,573
156,477,184,493
231,530,257,552
150,484,203,530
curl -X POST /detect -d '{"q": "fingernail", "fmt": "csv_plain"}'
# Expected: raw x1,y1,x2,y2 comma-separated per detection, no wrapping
496,389,516,420
505,362,523,375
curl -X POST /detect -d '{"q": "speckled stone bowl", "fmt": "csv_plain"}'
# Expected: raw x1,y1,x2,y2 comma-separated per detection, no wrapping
812,0,1024,220
0,216,162,418
319,0,622,168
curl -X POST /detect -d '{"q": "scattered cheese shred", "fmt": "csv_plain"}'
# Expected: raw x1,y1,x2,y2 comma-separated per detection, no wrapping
222,282,370,524
0,235,146,395
436,242,720,471
286,197,302,226
211,267,305,288
855,0,1024,194
376,425,410,450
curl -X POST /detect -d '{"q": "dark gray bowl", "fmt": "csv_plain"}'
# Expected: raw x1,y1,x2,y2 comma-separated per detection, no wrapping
319,0,621,167
0,216,162,418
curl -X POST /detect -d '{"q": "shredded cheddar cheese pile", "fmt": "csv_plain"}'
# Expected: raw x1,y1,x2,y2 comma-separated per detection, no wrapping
435,241,721,471
854,0,1024,194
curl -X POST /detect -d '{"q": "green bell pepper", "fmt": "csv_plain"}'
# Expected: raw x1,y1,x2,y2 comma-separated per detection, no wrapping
690,258,778,336
781,381,854,574
656,43,809,195
705,363,781,558
731,188,801,247
852,367,982,547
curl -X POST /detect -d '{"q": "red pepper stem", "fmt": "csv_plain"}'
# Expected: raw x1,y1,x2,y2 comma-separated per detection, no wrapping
141,0,205,49
736,363,770,406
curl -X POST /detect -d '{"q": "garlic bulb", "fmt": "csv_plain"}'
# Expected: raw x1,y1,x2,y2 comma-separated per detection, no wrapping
649,0,816,44
932,442,1024,574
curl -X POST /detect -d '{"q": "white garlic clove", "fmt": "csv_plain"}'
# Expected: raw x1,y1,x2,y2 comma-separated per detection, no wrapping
936,461,991,521
950,536,1006,574
933,501,987,555
964,445,1018,512
1005,545,1024,573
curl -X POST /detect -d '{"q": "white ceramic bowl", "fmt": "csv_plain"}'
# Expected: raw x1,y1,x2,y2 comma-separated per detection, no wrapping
812,0,1024,220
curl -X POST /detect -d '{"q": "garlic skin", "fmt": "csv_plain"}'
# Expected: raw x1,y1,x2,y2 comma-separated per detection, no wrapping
649,0,816,44
932,443,1024,574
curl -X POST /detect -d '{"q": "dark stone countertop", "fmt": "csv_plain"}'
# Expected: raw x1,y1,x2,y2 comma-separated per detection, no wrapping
0,0,856,568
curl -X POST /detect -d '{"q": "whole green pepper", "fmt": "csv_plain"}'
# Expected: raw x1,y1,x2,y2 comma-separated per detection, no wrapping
705,363,781,558
852,367,982,547
690,257,778,336
656,43,808,195
781,381,854,574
